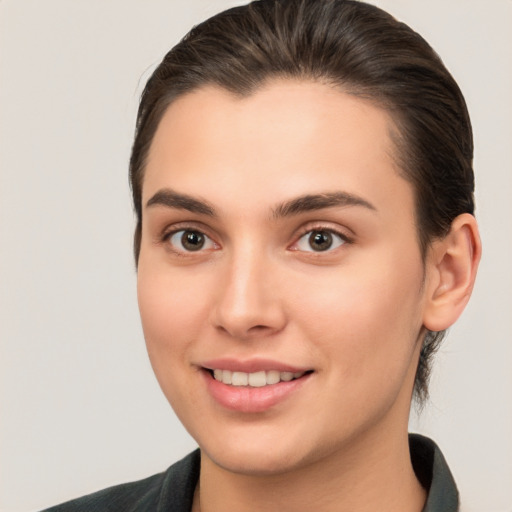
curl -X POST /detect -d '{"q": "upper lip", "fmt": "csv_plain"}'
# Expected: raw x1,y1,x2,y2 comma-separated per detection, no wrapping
200,358,311,374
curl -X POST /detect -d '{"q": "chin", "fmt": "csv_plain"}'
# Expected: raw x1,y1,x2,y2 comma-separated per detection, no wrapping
195,421,328,477
204,443,309,476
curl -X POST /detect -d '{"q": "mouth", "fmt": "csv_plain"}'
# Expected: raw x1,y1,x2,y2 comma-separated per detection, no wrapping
208,368,312,387
201,364,314,413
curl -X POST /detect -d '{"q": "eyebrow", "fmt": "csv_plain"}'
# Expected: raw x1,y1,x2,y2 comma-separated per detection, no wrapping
146,189,216,216
145,188,376,219
272,192,377,218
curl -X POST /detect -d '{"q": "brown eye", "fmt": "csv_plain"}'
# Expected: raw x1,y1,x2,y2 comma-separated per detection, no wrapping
181,231,205,251
167,229,216,252
308,231,333,251
294,229,347,253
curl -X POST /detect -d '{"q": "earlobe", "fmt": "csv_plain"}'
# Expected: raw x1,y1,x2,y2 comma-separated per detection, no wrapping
423,213,481,332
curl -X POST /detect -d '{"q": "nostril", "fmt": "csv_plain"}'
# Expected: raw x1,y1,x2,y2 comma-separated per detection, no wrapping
246,324,280,337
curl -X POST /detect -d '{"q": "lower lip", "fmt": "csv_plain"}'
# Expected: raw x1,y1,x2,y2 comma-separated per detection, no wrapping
202,370,312,413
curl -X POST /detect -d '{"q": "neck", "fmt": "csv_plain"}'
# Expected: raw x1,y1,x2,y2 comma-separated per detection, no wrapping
193,426,426,512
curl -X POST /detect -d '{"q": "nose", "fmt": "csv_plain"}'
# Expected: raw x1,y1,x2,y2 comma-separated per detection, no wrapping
210,247,287,340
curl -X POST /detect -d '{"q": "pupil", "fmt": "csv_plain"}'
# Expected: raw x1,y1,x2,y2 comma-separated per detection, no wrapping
182,231,204,251
309,231,332,251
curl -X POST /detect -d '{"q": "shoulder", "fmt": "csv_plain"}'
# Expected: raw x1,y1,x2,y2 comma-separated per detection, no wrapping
41,450,200,512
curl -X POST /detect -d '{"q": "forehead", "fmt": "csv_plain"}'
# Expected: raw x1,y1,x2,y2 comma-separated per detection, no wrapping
143,80,412,220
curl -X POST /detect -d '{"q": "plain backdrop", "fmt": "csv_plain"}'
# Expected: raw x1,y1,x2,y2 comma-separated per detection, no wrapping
1,1,511,511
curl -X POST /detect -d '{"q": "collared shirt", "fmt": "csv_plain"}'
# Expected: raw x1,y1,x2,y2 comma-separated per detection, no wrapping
409,434,459,511
42,434,458,511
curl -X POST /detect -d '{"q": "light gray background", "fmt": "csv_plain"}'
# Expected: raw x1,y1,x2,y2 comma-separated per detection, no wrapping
1,1,511,511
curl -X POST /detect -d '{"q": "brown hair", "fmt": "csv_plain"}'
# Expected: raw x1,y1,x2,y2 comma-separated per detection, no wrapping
129,0,475,403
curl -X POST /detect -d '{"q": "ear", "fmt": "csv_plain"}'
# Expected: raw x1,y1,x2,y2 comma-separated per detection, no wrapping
423,213,481,332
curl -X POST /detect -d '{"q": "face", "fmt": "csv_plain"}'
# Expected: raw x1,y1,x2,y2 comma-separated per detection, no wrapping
137,80,430,475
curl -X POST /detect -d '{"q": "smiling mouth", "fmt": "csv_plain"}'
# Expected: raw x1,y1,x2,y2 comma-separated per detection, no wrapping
208,369,313,387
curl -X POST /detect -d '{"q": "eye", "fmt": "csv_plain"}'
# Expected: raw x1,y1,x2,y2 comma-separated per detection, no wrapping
166,229,217,252
294,229,347,252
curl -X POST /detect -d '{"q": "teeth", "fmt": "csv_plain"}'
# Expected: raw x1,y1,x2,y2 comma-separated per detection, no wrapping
248,371,266,387
231,371,248,386
221,370,232,385
266,370,280,385
212,369,307,387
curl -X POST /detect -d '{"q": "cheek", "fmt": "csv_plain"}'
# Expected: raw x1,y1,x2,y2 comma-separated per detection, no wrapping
136,263,218,421
292,253,425,379
137,264,212,363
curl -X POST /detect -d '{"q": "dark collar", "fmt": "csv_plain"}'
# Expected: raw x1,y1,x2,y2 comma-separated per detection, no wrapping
410,433,459,512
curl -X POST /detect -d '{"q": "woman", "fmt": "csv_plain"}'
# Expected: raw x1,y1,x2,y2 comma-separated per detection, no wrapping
44,0,480,510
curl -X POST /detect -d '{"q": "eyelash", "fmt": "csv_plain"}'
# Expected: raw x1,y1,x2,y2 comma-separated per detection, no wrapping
159,223,353,255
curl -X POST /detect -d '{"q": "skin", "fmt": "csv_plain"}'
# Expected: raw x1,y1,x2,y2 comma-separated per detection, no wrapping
137,80,480,511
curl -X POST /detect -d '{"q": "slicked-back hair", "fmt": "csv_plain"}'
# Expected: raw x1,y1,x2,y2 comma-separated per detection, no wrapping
129,0,475,404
